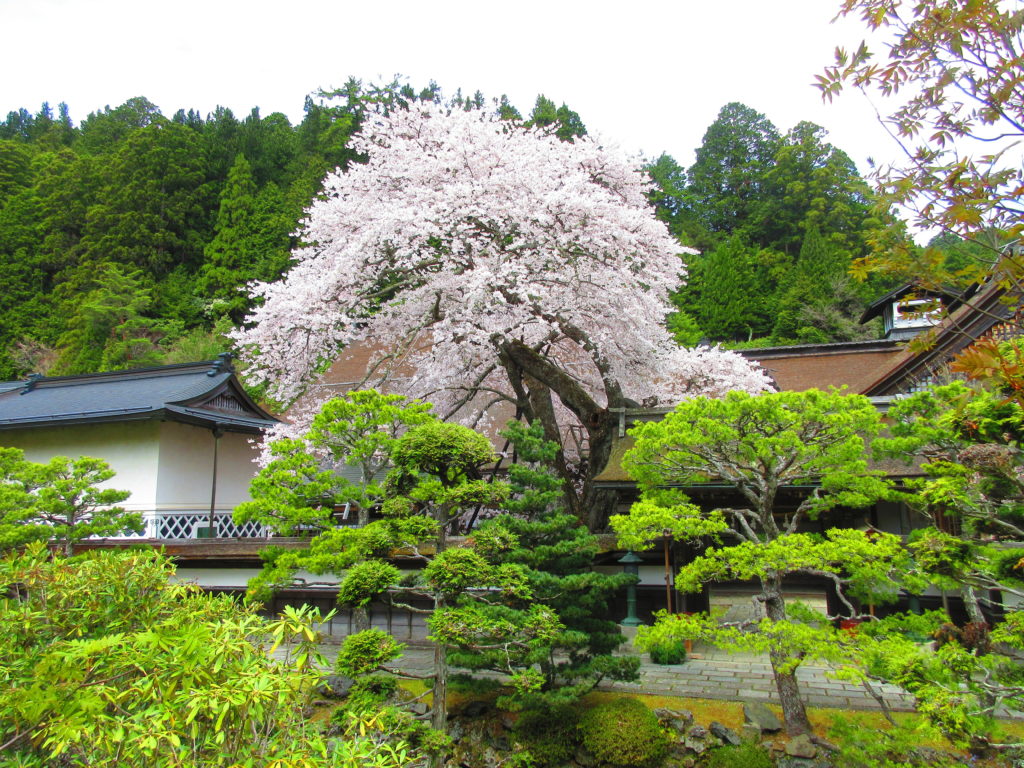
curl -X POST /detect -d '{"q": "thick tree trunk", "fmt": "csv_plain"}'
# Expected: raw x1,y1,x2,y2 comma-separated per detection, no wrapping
353,605,369,632
521,388,619,532
585,486,618,534
497,339,624,532
429,591,449,768
962,585,985,624
521,375,586,523
429,514,450,766
431,639,448,733
762,578,813,737
768,649,811,737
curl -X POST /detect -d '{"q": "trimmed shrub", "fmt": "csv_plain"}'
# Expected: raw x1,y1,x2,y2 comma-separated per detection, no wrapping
648,636,687,665
577,698,669,767
334,673,400,716
513,705,581,767
702,742,773,768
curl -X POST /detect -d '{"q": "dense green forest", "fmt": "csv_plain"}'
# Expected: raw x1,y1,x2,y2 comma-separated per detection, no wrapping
0,81,907,381
650,102,905,348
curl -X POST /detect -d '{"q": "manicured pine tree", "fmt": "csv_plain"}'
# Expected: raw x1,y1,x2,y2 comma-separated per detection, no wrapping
0,447,140,555
614,389,911,737
450,420,640,709
868,380,1024,754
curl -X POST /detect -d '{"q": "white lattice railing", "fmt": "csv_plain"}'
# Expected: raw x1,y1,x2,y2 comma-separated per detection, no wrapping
114,511,268,540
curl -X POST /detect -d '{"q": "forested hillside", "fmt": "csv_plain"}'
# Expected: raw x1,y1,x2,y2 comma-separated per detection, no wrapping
0,82,906,382
649,102,904,347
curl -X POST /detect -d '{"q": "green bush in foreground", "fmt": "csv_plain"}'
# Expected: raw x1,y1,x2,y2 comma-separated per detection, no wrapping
577,698,669,767
0,544,416,768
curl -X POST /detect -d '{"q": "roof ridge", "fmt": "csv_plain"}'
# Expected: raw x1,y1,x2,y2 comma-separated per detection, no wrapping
17,360,225,388
738,339,900,356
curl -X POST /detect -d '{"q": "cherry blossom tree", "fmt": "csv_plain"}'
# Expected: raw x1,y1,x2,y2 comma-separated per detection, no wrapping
234,104,771,530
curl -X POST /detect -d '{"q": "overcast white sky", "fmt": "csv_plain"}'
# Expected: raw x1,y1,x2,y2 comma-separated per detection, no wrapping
2,0,897,171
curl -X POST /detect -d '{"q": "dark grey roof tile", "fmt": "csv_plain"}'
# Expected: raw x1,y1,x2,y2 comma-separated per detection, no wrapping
0,360,277,433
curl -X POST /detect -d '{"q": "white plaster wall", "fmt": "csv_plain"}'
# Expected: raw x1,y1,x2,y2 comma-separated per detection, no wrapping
0,422,161,512
170,566,263,587
155,422,260,512
171,567,341,588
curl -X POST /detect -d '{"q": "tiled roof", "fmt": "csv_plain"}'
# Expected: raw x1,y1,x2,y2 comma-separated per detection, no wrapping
739,339,903,393
0,357,277,433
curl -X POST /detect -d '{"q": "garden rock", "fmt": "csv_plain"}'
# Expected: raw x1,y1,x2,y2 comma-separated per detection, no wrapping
743,702,782,732
683,737,708,755
451,720,502,768
709,721,741,746
740,723,762,742
574,746,597,767
776,758,832,768
811,736,838,753
687,724,708,740
316,674,353,699
463,701,490,718
682,725,711,755
785,734,817,759
655,707,694,734
448,719,465,743
480,746,501,768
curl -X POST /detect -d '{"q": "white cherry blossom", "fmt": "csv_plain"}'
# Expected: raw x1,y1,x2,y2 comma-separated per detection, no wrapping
234,105,771,527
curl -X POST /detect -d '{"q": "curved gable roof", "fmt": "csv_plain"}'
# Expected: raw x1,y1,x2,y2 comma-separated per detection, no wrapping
861,284,1012,396
0,356,278,434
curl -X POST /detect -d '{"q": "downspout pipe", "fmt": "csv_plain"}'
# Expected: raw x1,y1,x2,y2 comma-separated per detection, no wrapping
208,426,225,536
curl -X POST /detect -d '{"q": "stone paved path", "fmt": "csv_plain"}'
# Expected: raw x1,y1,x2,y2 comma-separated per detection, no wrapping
314,639,917,713
604,644,915,712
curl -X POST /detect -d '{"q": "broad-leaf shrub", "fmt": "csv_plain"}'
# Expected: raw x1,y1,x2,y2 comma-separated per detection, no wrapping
0,544,415,767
